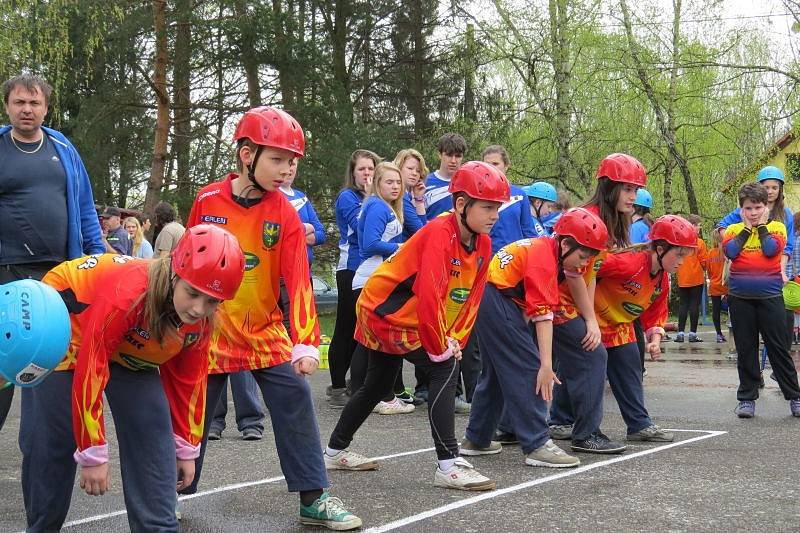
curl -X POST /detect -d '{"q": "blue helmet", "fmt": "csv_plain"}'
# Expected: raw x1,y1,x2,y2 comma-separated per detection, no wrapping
634,188,653,209
522,181,557,202
0,279,71,387
757,165,784,183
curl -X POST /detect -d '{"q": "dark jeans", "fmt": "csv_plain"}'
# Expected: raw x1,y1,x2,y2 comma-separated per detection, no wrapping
21,367,179,533
607,343,653,434
711,295,724,335
0,262,56,432
329,346,459,460
182,363,329,495
678,284,704,333
466,285,550,454
328,269,358,389
729,295,800,401
548,318,608,441
210,371,265,433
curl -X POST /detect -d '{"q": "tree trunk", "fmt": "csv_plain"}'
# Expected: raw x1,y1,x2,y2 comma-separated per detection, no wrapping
620,0,696,213
173,0,192,219
235,0,262,107
273,0,296,112
410,0,427,136
463,23,477,121
144,0,170,216
549,0,572,184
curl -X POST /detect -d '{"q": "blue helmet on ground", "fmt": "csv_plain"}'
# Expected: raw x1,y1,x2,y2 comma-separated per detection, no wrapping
634,188,653,209
522,181,557,202
0,279,71,387
757,166,785,183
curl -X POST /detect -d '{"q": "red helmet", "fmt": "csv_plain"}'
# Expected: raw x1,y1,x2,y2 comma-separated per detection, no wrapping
171,225,246,300
449,161,511,203
649,215,698,247
233,106,305,158
554,208,609,251
596,153,647,187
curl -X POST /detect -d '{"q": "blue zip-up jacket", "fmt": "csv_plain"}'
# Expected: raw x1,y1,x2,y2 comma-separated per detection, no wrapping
335,188,364,271
0,125,104,259
630,219,651,244
352,196,404,289
424,171,453,221
402,192,426,240
281,187,326,265
718,206,794,256
490,185,537,253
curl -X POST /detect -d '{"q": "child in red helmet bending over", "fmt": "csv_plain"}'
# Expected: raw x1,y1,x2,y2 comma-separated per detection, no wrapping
21,225,244,533
459,208,610,469
593,215,698,442
179,106,361,531
324,161,510,493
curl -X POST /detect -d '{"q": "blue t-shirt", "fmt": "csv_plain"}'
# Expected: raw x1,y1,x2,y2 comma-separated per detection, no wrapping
0,134,68,264
282,187,326,266
424,171,453,221
630,219,650,244
490,185,537,253
335,188,365,271
106,225,132,255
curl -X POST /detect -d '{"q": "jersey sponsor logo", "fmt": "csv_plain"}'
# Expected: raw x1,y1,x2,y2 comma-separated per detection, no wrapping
621,301,644,316
262,221,281,249
134,327,151,340
593,258,604,272
119,353,159,370
450,287,470,304
183,332,200,347
112,255,135,263
451,258,462,266
496,249,514,269
200,215,228,225
244,252,260,271
77,255,103,269
197,188,221,201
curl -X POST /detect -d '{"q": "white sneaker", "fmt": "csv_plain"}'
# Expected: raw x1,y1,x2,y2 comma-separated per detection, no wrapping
434,457,496,491
372,397,415,415
525,439,580,468
323,449,379,471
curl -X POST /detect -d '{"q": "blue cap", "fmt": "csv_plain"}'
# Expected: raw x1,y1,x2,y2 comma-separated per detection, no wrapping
634,188,653,209
757,165,785,183
522,181,557,202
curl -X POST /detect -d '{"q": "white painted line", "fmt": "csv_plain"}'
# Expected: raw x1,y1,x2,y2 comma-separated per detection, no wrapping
364,430,728,532
56,445,436,530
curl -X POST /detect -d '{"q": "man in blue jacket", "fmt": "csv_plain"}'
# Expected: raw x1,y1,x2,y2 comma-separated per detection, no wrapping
0,74,104,430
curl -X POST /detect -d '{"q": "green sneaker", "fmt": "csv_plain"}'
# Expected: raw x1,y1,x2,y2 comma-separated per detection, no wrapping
299,492,362,531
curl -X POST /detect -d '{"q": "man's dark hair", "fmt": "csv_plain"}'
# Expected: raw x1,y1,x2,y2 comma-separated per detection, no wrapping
738,182,768,207
437,133,467,156
2,74,53,105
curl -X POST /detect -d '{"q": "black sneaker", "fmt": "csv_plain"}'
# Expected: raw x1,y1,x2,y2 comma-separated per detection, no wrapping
571,433,627,455
493,430,519,445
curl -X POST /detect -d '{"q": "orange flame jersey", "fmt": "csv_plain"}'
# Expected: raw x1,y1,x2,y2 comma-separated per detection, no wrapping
42,254,210,454
487,238,560,321
706,246,728,296
594,250,669,347
187,174,319,372
355,214,491,355
552,251,607,325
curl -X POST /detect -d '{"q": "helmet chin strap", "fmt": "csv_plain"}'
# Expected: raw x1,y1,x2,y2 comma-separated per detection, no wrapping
654,244,672,274
246,145,267,194
556,236,581,284
458,198,479,252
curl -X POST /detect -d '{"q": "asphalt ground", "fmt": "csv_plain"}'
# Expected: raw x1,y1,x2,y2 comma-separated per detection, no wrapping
2,326,799,532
